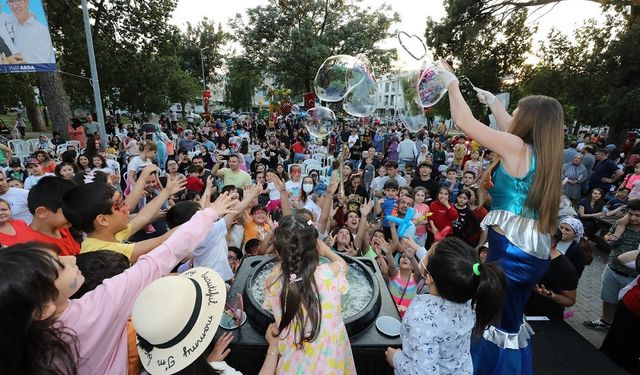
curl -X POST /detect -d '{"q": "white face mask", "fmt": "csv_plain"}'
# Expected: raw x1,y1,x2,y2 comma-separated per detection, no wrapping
303,183,314,193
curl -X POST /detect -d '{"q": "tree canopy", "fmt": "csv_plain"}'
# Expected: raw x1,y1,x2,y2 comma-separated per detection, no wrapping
230,0,400,95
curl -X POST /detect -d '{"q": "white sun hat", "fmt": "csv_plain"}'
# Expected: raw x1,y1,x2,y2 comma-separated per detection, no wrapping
132,267,227,375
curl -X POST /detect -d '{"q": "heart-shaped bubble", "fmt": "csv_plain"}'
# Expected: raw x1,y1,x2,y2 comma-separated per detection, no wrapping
397,31,428,61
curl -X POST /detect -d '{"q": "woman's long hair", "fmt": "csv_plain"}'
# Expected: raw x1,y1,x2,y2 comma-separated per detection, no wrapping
427,237,506,335
482,95,564,234
272,214,322,350
0,243,79,375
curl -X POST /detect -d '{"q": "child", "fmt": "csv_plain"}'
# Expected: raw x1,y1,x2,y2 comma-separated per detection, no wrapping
383,243,422,317
264,214,356,373
443,167,462,202
62,166,185,262
126,139,157,187
385,237,506,374
374,179,400,238
91,154,112,175
23,158,54,190
6,158,27,183
186,165,205,194
463,150,483,181
244,205,271,243
429,187,458,242
452,189,481,247
55,162,77,180
23,177,80,255
412,187,430,247
0,193,236,375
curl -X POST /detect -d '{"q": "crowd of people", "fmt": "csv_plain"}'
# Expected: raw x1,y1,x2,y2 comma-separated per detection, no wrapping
0,68,639,375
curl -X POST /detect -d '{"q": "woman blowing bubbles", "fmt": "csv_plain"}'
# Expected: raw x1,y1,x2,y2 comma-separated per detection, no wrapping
438,61,563,375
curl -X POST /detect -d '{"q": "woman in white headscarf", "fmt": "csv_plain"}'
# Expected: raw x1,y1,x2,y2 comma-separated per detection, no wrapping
558,217,588,279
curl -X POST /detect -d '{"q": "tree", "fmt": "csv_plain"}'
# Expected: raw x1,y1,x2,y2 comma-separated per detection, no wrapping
425,9,535,119
230,0,400,94
44,0,215,118
0,74,45,132
177,19,229,87
225,57,262,111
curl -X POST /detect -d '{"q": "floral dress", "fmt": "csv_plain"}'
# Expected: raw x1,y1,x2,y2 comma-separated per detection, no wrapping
264,263,356,375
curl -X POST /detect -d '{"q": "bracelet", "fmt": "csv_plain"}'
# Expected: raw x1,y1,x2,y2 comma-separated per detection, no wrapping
268,350,279,357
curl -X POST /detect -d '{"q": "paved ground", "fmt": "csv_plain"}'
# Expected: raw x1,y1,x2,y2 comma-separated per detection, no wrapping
564,245,609,348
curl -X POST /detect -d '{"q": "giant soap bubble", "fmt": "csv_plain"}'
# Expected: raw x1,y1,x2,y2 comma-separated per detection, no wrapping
305,106,336,139
417,60,449,108
397,70,427,133
314,55,359,102
291,104,300,115
343,75,379,117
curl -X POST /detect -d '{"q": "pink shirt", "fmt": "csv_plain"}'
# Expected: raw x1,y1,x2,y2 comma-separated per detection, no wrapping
58,208,220,375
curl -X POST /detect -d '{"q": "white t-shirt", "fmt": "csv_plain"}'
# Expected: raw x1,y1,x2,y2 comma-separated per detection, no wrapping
191,220,234,282
106,159,121,176
286,179,302,199
127,156,152,173
267,182,281,201
0,187,32,223
24,173,55,190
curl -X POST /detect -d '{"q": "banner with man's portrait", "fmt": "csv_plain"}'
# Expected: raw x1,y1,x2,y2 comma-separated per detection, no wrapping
0,0,56,73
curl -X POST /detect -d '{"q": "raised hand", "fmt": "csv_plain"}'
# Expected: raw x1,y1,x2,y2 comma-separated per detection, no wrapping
473,87,496,106
211,192,237,217
164,174,187,195
360,199,373,217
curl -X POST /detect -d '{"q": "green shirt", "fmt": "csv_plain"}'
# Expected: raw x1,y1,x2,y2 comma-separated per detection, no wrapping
608,222,640,276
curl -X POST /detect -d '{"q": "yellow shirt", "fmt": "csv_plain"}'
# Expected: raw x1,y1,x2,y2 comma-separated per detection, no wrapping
80,225,135,259
219,168,251,189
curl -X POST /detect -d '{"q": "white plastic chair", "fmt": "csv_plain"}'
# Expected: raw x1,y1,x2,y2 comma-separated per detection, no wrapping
8,140,30,162
319,165,331,176
311,153,326,165
66,140,81,150
303,159,322,174
26,139,39,153
56,143,69,156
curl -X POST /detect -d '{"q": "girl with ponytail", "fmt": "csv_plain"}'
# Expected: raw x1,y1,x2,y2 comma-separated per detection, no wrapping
263,214,356,374
386,237,506,374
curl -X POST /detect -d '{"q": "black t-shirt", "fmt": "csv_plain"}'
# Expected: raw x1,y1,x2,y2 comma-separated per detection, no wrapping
564,241,586,279
525,254,578,321
589,158,619,191
250,158,269,174
410,177,441,202
452,205,479,245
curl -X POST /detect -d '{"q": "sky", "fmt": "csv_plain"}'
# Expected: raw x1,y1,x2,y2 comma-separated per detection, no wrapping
171,0,605,62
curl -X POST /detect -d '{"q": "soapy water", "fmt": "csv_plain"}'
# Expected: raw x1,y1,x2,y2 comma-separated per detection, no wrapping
251,258,374,320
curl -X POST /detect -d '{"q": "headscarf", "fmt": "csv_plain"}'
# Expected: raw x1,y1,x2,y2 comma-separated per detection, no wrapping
560,217,584,243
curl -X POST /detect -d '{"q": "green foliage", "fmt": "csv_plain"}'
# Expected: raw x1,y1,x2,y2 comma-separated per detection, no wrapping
230,0,400,94
426,7,535,119
0,74,37,108
225,57,262,111
45,0,220,114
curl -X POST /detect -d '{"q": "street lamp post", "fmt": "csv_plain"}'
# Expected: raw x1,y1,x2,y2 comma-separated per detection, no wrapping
200,46,209,91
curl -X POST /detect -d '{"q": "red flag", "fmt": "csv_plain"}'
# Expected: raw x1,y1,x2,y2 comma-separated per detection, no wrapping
303,92,316,108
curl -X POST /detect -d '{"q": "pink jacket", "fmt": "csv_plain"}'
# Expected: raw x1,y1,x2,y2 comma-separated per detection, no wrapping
58,208,220,375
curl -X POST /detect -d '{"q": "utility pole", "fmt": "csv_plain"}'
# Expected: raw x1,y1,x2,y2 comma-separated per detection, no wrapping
81,0,108,149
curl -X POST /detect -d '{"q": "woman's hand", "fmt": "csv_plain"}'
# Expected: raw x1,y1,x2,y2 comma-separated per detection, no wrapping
207,332,233,362
264,323,280,348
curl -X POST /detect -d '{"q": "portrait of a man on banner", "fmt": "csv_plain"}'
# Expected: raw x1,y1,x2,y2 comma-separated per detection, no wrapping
0,0,56,72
